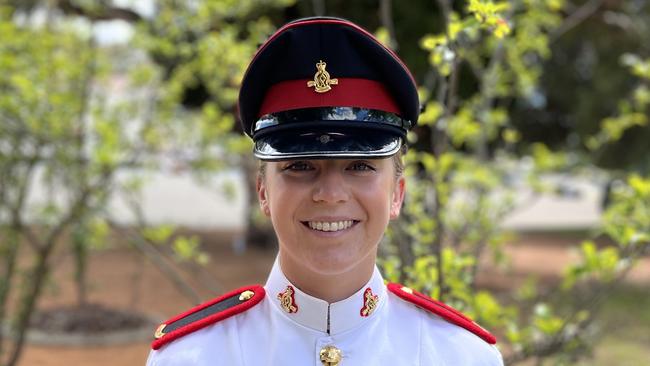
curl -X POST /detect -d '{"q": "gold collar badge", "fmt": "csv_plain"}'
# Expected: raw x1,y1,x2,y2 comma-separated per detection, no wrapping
277,285,299,313
360,287,379,317
307,60,338,93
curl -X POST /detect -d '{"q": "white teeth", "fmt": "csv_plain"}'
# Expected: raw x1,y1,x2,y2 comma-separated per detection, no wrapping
307,220,354,232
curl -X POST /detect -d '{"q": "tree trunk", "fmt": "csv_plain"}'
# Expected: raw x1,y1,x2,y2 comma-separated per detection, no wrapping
6,245,53,366
0,229,20,360
72,223,88,307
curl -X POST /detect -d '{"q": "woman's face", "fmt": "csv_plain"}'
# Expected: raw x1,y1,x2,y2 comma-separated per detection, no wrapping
257,158,405,277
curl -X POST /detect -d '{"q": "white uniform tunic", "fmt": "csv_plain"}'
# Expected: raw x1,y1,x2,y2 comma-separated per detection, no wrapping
147,259,503,365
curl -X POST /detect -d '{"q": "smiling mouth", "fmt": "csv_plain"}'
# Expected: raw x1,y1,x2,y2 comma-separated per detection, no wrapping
301,220,359,232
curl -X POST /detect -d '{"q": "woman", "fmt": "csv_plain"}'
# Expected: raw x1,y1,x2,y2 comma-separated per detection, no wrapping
146,17,503,365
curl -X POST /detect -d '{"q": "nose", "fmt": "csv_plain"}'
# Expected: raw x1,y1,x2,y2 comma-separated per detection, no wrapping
312,167,349,203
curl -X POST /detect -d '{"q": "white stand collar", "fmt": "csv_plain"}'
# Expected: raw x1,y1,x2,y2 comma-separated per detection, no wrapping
264,257,387,335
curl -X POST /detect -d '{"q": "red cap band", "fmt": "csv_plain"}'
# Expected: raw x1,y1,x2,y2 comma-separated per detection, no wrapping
258,78,401,117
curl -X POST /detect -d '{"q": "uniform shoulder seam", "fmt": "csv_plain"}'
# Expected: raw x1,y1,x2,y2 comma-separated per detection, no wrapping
151,284,265,350
387,283,496,345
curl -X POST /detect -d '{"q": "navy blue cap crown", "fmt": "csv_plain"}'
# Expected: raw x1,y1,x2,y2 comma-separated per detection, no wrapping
238,17,419,160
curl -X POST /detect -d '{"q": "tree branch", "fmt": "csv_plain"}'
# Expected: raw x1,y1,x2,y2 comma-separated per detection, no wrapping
108,221,203,305
311,0,325,16
379,0,399,51
120,186,225,297
55,0,142,22
507,240,650,364
550,0,604,42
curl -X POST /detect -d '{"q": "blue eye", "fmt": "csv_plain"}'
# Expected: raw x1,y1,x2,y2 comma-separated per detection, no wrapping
349,161,376,171
283,161,313,171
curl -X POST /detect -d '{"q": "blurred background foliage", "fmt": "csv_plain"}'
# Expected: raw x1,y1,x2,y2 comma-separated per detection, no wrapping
0,0,649,365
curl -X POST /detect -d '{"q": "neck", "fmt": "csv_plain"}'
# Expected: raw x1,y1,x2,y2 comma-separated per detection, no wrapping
278,252,376,303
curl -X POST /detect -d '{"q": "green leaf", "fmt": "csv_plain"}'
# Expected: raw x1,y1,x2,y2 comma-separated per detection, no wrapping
172,235,201,261
142,225,175,245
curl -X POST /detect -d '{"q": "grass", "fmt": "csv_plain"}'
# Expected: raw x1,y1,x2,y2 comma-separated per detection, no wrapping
516,284,650,365
580,336,650,366
575,285,650,365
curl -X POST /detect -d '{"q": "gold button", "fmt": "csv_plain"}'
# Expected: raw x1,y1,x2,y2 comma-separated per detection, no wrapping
154,323,167,339
401,286,414,294
319,345,342,365
239,290,255,301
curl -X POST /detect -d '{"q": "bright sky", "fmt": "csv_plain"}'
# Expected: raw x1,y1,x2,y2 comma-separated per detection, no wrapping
94,0,154,45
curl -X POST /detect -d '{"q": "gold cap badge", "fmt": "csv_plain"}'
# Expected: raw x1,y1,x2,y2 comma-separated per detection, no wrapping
307,60,338,93
277,286,299,313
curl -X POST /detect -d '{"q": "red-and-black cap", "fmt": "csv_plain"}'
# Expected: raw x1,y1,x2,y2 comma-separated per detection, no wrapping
238,17,419,160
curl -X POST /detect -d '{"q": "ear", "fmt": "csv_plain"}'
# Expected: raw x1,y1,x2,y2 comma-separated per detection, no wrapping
389,176,406,219
256,174,271,217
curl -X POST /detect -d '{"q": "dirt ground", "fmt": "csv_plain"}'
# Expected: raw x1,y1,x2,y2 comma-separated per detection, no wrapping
12,231,650,366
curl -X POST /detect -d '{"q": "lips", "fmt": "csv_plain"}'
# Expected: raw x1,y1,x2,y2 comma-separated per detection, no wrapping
301,220,359,232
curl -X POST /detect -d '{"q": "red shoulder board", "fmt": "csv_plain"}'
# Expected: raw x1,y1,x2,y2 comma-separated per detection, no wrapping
387,283,496,345
151,285,265,350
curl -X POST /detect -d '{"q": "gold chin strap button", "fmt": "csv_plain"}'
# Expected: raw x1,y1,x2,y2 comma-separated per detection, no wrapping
401,286,414,294
319,345,342,366
239,290,255,301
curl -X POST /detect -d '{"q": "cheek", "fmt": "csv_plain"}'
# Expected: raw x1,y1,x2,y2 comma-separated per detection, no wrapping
357,180,394,217
266,180,306,222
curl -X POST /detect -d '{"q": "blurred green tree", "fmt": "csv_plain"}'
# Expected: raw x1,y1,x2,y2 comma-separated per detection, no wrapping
378,0,650,364
0,1,290,365
0,8,123,363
